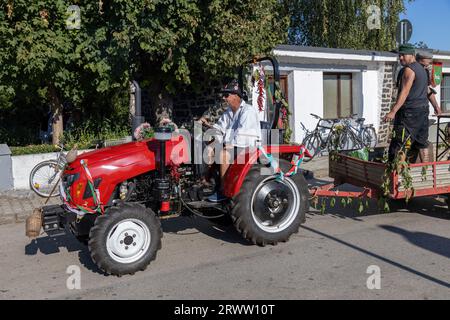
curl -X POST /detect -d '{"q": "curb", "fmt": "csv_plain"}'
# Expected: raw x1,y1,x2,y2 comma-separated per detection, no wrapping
0,191,60,225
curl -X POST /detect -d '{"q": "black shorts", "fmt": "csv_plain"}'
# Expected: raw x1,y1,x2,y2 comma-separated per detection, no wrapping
389,106,429,160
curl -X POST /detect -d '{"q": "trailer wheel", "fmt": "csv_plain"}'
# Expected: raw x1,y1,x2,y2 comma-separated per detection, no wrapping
88,203,162,276
231,159,309,246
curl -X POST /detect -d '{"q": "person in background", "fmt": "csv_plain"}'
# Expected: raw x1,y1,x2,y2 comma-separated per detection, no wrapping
416,50,442,117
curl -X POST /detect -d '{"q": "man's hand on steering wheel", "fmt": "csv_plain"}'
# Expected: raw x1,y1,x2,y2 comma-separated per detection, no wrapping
198,116,213,130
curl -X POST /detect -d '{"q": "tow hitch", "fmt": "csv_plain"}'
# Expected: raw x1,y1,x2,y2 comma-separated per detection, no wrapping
26,205,71,238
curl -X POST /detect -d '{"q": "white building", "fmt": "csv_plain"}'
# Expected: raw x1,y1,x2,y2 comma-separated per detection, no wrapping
269,45,450,144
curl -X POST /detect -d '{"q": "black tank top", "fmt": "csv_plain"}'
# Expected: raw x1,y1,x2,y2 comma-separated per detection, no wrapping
398,62,429,109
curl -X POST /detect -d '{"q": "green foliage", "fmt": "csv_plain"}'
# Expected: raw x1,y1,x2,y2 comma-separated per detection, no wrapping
283,0,413,51
10,117,130,155
10,144,59,156
62,118,130,150
0,0,288,143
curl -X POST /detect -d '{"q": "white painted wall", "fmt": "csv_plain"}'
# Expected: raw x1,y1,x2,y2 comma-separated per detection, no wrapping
287,66,381,144
12,150,92,190
289,70,324,144
276,47,450,145
362,68,382,133
352,72,363,116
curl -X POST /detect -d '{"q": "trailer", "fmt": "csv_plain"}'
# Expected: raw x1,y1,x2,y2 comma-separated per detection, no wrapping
310,151,450,207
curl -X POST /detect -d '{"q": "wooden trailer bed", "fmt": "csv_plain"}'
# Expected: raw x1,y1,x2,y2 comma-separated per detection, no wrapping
310,153,450,200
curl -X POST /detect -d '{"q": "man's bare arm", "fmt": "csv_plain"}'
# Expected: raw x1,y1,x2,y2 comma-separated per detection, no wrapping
428,88,442,115
392,68,416,113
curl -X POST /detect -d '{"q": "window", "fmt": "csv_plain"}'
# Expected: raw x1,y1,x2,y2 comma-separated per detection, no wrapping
323,73,353,119
442,74,450,112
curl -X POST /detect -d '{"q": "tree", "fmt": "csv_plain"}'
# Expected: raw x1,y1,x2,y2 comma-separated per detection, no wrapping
135,0,289,123
1,0,288,145
283,0,413,51
0,1,131,144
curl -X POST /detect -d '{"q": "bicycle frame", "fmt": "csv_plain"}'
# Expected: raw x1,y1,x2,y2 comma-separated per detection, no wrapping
303,114,341,153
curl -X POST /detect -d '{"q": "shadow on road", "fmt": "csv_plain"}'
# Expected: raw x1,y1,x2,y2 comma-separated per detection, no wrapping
406,197,450,220
161,216,251,246
379,225,450,260
23,215,250,276
24,233,107,276
25,233,83,256
301,225,450,289
307,178,450,221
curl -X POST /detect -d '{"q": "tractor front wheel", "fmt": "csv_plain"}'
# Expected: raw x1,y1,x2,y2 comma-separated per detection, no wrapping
88,203,162,276
231,160,309,246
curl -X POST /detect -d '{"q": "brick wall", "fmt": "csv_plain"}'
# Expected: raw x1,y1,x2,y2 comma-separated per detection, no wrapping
378,62,398,144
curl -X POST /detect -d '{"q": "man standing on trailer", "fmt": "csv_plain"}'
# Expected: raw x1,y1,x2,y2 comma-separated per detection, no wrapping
384,44,431,162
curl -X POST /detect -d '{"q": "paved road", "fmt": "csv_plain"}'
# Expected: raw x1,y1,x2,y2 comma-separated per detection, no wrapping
0,196,449,300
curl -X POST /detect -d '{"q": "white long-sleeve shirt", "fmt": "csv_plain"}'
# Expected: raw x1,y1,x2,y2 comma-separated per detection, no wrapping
213,101,262,148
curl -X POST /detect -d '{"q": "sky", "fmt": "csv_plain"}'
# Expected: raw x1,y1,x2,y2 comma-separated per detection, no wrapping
400,0,450,51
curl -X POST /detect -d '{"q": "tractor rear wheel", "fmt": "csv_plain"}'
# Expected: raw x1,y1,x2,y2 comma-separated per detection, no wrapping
88,203,162,276
230,159,309,246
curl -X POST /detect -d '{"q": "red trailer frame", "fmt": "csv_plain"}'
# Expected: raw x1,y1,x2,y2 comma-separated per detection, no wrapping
309,153,450,201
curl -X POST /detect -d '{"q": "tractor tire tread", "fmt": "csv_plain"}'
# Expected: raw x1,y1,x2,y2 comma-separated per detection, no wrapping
88,202,162,276
230,160,309,247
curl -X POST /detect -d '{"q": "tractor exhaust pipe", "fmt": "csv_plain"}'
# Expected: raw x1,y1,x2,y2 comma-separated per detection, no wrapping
154,126,173,214
131,80,145,140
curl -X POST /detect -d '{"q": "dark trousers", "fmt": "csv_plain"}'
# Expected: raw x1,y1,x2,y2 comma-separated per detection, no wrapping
388,106,429,162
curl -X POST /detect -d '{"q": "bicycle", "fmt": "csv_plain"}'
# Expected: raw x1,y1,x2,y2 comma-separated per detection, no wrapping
335,117,367,151
348,115,378,149
29,143,68,198
301,114,341,162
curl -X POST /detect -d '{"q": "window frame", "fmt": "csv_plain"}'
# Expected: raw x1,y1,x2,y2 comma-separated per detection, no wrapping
323,72,354,119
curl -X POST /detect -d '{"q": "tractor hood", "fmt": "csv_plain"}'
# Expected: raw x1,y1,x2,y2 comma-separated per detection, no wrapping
73,141,153,167
67,135,190,171
61,135,190,210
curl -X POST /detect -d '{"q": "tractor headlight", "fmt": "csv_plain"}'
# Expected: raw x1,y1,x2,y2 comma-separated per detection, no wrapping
63,173,79,187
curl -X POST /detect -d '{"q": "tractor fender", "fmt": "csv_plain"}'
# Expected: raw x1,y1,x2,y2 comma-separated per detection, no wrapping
223,145,304,198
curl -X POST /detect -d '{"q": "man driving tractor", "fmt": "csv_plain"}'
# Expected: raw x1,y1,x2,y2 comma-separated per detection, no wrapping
199,79,262,202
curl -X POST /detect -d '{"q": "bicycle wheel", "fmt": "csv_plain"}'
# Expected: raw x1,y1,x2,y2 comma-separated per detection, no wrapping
29,160,61,197
302,133,321,162
360,126,377,148
338,129,362,151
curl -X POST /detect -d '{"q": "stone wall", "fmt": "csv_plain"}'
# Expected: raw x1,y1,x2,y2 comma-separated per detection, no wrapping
172,85,224,126
378,62,398,144
138,82,225,127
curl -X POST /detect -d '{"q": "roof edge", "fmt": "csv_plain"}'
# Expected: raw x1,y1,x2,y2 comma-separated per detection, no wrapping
275,44,398,58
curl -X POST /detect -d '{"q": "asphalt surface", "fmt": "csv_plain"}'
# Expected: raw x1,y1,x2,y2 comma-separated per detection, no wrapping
0,190,449,300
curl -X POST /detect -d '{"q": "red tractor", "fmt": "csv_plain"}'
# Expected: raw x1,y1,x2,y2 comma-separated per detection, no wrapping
26,58,310,276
